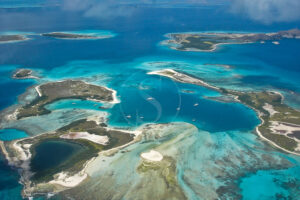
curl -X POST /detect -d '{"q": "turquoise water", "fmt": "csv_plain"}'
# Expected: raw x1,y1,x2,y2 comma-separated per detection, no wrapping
0,2,299,200
0,129,28,141
46,99,104,111
240,165,300,200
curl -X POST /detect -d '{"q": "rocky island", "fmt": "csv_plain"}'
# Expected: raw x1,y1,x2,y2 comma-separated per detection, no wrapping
15,80,118,119
148,69,300,155
12,68,38,79
163,29,300,51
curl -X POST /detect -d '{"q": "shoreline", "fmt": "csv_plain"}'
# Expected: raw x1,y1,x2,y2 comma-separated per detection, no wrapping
80,80,120,104
37,125,143,192
0,37,31,44
0,123,143,198
15,80,120,119
167,40,251,52
162,29,300,52
40,32,114,40
256,113,300,156
147,68,220,91
147,69,300,156
163,33,253,52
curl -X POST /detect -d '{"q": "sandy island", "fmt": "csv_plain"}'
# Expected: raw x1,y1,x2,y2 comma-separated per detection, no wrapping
141,150,163,162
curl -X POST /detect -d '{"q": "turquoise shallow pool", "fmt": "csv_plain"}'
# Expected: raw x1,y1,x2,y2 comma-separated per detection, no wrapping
0,129,28,141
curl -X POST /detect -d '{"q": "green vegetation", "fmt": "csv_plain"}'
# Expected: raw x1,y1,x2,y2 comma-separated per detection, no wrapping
15,119,134,183
0,35,27,43
42,32,96,39
228,90,300,152
166,29,300,51
17,80,113,119
152,69,300,153
178,36,220,51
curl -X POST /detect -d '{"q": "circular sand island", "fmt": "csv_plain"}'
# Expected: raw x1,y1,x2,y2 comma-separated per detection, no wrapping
141,150,163,162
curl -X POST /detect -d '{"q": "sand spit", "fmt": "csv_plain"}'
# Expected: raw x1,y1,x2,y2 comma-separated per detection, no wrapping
148,69,219,91
35,86,42,97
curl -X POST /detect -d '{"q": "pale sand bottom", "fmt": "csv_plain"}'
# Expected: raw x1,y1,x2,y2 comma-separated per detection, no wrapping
86,113,108,125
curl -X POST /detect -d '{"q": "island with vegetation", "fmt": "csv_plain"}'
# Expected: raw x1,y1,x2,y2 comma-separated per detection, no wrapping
0,120,198,198
0,34,29,43
148,69,300,155
12,68,38,79
162,29,300,51
0,118,139,197
14,80,118,119
41,32,114,40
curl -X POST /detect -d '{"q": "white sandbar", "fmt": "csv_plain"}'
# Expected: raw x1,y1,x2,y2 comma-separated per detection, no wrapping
141,150,163,162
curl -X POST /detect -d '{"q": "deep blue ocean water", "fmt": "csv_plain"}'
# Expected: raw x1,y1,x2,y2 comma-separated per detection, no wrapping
0,3,300,200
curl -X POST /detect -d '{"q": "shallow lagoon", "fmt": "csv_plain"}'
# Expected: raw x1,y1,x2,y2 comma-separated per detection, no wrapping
30,140,86,180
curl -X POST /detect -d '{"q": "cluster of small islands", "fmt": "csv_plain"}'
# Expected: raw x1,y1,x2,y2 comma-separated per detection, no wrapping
0,29,300,199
